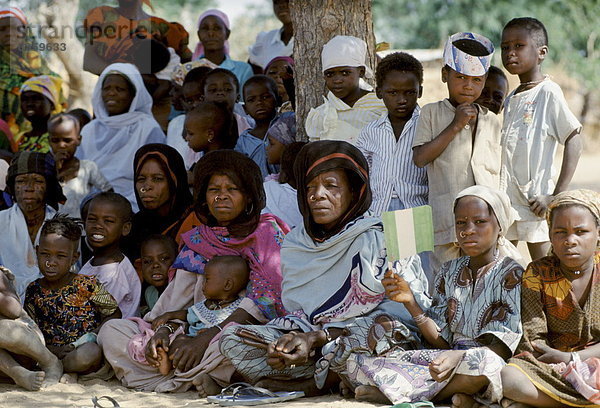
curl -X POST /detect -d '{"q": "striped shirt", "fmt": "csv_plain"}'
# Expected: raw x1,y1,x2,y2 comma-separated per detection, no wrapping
305,91,387,145
357,107,428,216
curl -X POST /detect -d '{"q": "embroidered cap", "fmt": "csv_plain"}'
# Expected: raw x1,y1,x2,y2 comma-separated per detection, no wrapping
443,32,494,76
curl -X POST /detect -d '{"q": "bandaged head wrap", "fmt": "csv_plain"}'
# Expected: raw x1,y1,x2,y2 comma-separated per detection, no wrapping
321,35,373,79
443,32,494,76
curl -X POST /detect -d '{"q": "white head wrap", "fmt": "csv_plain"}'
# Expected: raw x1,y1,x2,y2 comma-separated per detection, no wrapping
443,32,494,76
454,185,525,266
321,35,373,79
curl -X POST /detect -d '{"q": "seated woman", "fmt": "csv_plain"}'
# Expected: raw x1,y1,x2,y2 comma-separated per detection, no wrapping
0,7,61,143
192,10,253,89
502,190,600,408
220,140,430,396
77,63,165,211
83,0,191,75
350,185,524,406
0,152,66,300
97,150,290,394
124,144,193,261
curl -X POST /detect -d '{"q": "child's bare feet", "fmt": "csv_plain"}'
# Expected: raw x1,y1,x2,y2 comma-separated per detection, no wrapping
354,385,391,404
500,398,533,408
11,367,45,391
157,348,171,376
339,378,355,399
41,354,63,386
452,393,485,408
194,373,222,397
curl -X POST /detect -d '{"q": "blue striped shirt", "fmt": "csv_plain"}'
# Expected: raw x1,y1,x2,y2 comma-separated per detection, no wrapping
357,107,428,215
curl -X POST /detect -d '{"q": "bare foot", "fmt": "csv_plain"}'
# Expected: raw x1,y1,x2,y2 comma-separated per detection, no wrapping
339,379,354,399
42,355,63,387
60,373,78,384
11,367,45,391
194,373,222,397
501,398,533,408
256,377,324,397
452,393,485,408
354,385,391,404
157,349,172,376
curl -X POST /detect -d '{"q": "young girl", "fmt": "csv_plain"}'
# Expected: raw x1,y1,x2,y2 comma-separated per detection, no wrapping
264,56,295,112
17,75,64,153
192,10,252,89
0,265,62,390
236,75,280,178
48,114,112,218
305,35,386,145
129,255,249,378
138,235,178,316
347,185,524,406
502,190,600,407
25,215,120,374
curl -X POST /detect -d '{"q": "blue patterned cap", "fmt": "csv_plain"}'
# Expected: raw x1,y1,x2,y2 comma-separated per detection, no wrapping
443,32,494,76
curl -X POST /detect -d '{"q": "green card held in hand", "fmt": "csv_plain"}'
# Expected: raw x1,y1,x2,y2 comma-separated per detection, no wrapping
382,205,434,263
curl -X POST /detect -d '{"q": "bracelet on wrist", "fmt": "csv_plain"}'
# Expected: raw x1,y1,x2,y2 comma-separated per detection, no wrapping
323,327,333,343
413,313,429,325
157,323,175,334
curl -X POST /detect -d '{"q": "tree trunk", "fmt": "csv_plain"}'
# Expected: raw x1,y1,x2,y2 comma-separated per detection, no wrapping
36,0,95,111
290,0,376,141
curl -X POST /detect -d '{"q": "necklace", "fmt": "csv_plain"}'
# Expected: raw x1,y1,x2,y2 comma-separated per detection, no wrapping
519,76,547,87
205,298,237,310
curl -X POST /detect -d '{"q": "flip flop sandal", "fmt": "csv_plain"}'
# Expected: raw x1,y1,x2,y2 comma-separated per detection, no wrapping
91,396,121,408
390,402,435,408
206,382,305,406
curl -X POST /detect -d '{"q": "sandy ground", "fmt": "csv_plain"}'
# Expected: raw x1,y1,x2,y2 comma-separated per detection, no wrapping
2,153,598,407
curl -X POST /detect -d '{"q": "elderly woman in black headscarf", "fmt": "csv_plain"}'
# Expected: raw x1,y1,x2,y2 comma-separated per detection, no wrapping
97,150,289,395
0,151,65,299
219,141,430,397
124,144,193,261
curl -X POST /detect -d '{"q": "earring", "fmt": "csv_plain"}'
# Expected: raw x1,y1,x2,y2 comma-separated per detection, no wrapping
245,202,254,215
453,241,460,248
498,235,506,246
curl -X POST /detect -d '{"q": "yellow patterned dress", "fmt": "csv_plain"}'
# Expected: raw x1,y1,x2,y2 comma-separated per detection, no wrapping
508,253,600,407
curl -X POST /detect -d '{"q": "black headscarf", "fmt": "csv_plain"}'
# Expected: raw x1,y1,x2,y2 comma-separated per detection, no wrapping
193,150,265,237
293,140,372,242
6,151,66,210
125,144,192,260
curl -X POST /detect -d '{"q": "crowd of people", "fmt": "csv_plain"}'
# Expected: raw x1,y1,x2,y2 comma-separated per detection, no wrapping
0,1,598,407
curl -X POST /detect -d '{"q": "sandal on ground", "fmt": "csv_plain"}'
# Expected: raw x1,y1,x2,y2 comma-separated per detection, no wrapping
91,396,120,408
390,402,435,408
206,382,305,406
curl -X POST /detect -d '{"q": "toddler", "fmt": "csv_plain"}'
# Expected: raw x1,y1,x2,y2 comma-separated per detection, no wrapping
412,32,501,271
132,255,249,375
500,17,582,260
0,265,62,390
79,192,141,318
26,215,120,374
139,234,178,316
236,75,280,178
48,113,112,218
474,66,509,115
305,35,386,145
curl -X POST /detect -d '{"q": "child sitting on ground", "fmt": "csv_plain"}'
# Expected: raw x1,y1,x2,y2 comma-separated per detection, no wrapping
412,32,502,272
305,35,386,145
49,113,112,218
236,75,280,178
79,192,141,318
130,255,249,376
500,17,582,260
139,235,178,316
474,65,509,115
0,265,62,390
25,215,120,375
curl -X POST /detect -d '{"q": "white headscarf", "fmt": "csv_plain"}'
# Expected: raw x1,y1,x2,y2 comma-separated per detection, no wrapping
321,35,373,78
454,185,524,266
78,63,165,210
443,32,494,76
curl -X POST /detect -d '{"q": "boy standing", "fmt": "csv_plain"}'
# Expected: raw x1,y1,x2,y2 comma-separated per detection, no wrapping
500,17,582,260
413,32,501,271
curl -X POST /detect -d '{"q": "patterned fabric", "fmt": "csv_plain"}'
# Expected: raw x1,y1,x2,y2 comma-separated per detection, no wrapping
347,255,523,404
84,6,192,64
507,254,600,406
187,298,243,336
172,214,290,320
170,59,218,86
357,108,428,215
24,274,118,346
443,32,494,76
266,112,296,145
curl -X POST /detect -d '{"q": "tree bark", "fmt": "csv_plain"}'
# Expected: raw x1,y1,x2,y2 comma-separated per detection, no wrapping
290,0,376,141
